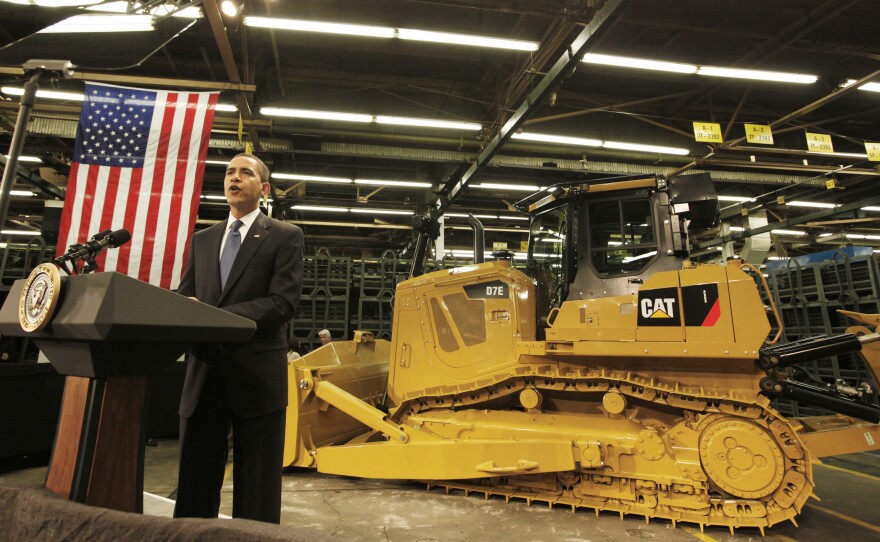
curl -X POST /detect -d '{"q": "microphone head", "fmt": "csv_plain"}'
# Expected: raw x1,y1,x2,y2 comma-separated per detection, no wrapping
107,228,132,248
92,229,113,240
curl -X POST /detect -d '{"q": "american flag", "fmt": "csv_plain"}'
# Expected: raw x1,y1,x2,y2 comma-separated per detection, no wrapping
56,82,218,289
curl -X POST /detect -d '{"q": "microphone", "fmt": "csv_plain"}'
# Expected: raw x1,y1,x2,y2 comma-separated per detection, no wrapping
58,228,132,262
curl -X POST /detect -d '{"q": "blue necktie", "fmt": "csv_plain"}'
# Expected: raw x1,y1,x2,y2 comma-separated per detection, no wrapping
219,219,243,289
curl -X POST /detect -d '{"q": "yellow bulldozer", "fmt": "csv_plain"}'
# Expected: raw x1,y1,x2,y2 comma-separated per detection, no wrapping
282,173,880,533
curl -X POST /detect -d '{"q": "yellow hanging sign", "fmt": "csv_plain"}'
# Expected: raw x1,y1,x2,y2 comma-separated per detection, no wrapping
745,124,774,145
866,142,880,162
520,241,529,252
825,178,836,189
693,122,723,143
805,132,833,153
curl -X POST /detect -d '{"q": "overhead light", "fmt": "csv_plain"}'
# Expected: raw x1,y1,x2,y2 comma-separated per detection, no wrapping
243,17,538,52
205,159,229,166
512,132,688,155
868,235,880,240
220,0,238,16
10,190,35,197
272,173,352,184
582,53,817,84
808,150,868,159
13,0,102,6
261,108,372,123
512,132,602,147
291,205,349,212
786,201,839,209
2,86,83,101
767,256,790,261
717,195,755,202
375,116,481,131
1,229,41,236
214,104,238,112
397,28,538,51
728,226,745,231
261,107,480,131
582,53,697,74
349,208,414,215
771,229,807,236
846,234,867,239
818,232,835,237
863,206,880,212
472,183,541,192
39,14,155,33
497,215,529,221
445,213,498,219
354,179,432,188
245,16,396,38
696,66,817,84
844,79,880,93
3,155,41,163
602,140,689,155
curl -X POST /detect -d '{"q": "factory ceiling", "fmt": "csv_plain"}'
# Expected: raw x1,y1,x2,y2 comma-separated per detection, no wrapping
1,0,879,258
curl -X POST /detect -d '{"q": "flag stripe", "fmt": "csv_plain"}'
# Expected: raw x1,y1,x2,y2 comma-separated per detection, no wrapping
57,83,217,288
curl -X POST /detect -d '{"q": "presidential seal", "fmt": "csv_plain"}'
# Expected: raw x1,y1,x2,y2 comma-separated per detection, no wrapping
19,263,62,332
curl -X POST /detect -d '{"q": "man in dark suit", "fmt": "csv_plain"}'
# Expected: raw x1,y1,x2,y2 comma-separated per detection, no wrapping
173,153,303,524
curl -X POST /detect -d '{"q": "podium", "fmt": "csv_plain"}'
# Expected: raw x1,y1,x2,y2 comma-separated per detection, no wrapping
0,272,255,513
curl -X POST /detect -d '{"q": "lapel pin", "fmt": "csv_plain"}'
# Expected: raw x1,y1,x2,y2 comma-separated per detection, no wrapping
253,234,261,238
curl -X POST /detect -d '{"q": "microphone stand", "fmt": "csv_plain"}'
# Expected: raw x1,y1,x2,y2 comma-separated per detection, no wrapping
54,244,101,275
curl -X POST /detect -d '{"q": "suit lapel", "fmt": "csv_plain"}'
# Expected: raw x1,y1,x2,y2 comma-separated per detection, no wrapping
219,213,271,303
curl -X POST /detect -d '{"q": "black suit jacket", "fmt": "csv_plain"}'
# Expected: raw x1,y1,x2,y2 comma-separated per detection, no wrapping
177,212,303,418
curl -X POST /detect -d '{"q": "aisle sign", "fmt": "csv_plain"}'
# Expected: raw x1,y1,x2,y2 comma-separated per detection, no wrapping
520,241,529,252
806,132,834,153
493,241,508,251
745,124,774,145
693,122,723,143
866,142,880,162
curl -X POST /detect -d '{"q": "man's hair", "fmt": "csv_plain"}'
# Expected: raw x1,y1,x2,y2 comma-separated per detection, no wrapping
231,152,270,185
318,329,331,338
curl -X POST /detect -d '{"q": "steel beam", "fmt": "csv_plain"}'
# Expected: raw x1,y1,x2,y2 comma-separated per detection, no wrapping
0,66,255,92
445,0,628,206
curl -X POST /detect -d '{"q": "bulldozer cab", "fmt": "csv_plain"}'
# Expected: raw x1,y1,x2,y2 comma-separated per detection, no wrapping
519,173,718,334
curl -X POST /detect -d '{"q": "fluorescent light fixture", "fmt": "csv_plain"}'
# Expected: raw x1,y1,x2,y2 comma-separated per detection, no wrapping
261,107,480,131
3,155,41,163
445,213,498,219
272,173,352,184
513,131,688,155
497,215,529,221
215,104,238,112
375,115,481,131
863,206,880,212
291,205,349,213
807,150,868,159
767,256,789,261
717,195,755,202
582,53,817,84
245,16,396,38
205,159,229,166
39,14,155,33
261,108,372,123
1,229,41,236
512,132,602,147
728,226,745,232
2,86,83,101
354,179,432,188
602,140,689,155
696,66,817,84
846,234,867,239
397,28,538,51
771,229,807,236
472,183,541,191
844,79,880,93
220,0,238,16
818,232,834,237
582,53,697,74
244,17,538,52
10,190,35,197
200,195,227,200
349,208,414,215
786,201,839,209
869,235,880,240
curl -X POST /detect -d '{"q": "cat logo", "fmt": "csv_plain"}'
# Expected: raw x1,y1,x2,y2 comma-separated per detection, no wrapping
640,297,676,319
637,287,681,327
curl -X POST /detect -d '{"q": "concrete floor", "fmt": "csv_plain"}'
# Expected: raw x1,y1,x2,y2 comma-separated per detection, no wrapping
1,439,878,542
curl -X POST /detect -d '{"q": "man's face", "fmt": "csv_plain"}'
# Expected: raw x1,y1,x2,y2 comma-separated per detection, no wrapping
225,155,268,216
319,335,330,345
